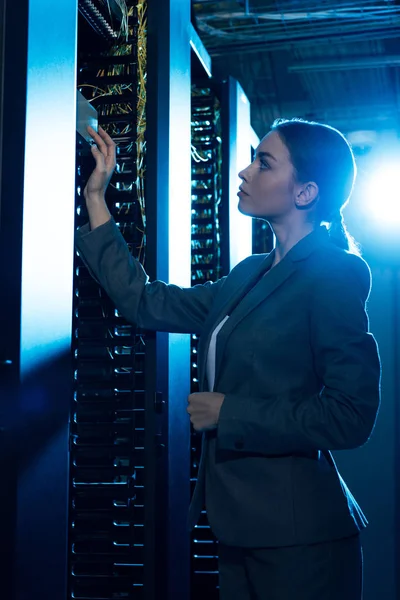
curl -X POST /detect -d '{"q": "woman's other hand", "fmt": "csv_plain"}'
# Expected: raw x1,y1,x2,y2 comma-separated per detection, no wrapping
187,392,225,432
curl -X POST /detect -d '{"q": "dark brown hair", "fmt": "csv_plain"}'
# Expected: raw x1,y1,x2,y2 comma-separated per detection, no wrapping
271,118,360,254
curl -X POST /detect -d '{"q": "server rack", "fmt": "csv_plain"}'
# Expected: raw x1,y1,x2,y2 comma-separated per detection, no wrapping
190,82,223,599
70,3,146,599
71,1,193,599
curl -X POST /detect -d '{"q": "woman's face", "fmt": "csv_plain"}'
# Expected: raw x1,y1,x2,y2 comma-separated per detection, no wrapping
238,131,299,221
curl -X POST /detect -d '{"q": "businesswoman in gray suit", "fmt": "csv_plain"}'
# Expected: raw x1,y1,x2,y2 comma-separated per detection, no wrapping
75,119,381,600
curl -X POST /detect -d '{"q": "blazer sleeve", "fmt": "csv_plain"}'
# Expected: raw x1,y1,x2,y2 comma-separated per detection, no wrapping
216,252,381,454
75,218,227,334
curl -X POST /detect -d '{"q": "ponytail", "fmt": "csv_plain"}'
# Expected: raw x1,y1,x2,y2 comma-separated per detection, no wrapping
327,214,361,256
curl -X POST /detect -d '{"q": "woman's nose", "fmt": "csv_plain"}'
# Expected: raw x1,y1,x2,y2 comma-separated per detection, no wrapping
239,161,253,180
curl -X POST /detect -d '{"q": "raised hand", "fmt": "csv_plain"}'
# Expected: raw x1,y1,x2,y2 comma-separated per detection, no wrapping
84,125,117,202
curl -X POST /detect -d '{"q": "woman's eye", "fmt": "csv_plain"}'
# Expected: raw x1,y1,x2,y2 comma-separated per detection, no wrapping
260,160,270,170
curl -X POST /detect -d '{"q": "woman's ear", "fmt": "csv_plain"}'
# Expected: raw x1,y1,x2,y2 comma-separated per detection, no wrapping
295,182,319,208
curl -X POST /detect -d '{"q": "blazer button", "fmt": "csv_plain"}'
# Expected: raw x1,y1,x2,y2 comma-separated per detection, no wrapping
235,439,244,450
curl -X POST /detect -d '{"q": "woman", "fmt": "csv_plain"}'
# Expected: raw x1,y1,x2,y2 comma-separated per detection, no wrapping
75,119,381,600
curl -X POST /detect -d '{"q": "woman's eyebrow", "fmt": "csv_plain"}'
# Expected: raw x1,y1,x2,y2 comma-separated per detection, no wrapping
257,151,277,162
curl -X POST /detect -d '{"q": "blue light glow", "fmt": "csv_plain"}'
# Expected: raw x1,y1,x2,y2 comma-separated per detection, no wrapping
169,41,191,288
230,82,253,268
20,0,78,378
366,162,400,224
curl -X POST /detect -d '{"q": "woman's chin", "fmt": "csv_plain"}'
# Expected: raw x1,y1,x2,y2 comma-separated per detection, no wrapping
238,200,257,218
238,198,251,216
238,198,273,220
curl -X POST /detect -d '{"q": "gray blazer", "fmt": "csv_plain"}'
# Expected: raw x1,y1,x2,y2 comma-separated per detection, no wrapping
75,218,381,548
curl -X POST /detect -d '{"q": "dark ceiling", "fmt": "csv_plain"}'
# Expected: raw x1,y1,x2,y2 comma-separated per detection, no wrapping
192,0,400,139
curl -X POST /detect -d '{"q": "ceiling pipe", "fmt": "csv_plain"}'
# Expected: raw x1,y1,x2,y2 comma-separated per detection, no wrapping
288,55,400,72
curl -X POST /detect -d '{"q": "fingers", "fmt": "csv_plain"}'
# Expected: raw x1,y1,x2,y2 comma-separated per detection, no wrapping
98,125,116,155
87,126,117,174
87,127,108,157
87,125,116,158
90,143,106,170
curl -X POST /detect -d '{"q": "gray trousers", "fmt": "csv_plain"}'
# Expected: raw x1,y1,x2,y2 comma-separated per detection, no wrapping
218,535,363,600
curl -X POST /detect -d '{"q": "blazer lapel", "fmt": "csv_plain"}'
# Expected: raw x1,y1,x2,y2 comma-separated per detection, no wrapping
198,226,330,392
197,252,275,392
213,256,296,390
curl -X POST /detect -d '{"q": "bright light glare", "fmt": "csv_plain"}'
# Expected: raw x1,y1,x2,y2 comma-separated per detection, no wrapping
230,82,252,268
20,0,77,378
366,162,400,224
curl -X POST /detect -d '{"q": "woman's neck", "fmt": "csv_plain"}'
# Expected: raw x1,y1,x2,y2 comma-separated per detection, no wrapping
271,221,315,266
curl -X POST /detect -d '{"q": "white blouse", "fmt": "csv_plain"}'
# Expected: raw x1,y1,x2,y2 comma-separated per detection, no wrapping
206,315,230,392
